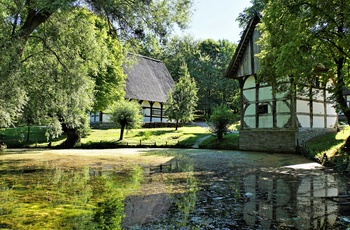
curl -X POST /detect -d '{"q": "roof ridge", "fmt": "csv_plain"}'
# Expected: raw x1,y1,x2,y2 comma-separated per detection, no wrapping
225,14,260,79
127,52,162,63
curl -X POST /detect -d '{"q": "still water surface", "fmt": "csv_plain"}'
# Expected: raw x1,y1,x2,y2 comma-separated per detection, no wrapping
123,150,350,229
0,148,349,229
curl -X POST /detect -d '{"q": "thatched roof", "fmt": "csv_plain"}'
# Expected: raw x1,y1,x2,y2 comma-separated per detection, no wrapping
225,14,260,79
124,54,174,103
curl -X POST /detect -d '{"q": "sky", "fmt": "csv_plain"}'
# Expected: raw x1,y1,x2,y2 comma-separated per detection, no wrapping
180,0,252,43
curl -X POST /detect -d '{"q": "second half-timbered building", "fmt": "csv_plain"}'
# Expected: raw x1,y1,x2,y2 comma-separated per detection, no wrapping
90,54,174,124
225,15,338,153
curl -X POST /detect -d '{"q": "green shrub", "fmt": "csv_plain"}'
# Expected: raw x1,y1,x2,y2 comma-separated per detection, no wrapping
209,104,236,141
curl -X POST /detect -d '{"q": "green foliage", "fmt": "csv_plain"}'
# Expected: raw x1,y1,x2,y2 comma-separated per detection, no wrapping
140,37,240,116
0,126,66,147
21,9,104,144
304,126,350,158
0,0,194,135
86,0,193,43
0,125,210,148
236,0,266,28
0,163,144,229
194,39,239,116
143,130,152,140
209,104,236,141
110,101,143,140
93,197,124,230
166,63,198,130
161,36,200,82
89,16,126,112
258,0,350,123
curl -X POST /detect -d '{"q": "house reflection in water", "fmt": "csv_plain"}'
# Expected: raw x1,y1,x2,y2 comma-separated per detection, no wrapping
243,169,339,229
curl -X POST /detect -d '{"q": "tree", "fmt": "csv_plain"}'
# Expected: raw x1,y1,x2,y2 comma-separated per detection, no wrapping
138,36,239,117
110,101,142,141
20,9,123,147
258,0,350,124
236,0,266,28
0,0,193,145
209,104,236,141
165,63,198,130
161,36,200,82
194,39,238,116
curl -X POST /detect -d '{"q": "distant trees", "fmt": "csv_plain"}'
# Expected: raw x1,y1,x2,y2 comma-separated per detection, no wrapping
141,36,240,117
166,63,198,130
194,39,238,117
110,101,143,141
209,104,236,141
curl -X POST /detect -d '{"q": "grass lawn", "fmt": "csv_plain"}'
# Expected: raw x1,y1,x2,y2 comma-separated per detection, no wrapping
1,123,349,156
304,126,350,160
199,133,239,150
0,126,65,147
80,125,211,148
0,124,212,149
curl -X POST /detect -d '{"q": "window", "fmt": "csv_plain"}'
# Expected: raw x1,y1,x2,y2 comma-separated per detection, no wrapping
257,104,268,114
152,108,162,117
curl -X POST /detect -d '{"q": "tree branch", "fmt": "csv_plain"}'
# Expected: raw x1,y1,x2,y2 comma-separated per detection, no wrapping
27,35,69,71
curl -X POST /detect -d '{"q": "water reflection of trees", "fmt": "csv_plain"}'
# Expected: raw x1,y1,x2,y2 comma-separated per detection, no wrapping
122,158,199,229
243,170,341,229
0,165,144,229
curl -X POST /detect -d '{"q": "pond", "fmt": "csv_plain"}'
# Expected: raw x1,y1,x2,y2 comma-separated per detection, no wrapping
0,148,349,229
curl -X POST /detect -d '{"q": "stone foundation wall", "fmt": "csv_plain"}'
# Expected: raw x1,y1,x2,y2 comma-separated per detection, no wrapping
239,129,297,153
296,128,337,146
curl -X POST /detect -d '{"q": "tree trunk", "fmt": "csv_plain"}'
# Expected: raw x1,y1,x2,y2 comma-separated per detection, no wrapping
175,120,179,131
217,131,223,141
61,123,81,148
335,57,350,125
119,124,125,140
27,125,30,142
99,111,103,124
343,136,350,153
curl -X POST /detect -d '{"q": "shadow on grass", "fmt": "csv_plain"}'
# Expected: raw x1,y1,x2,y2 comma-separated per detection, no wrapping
79,133,210,149
135,130,175,138
0,126,66,148
303,132,345,158
199,133,239,150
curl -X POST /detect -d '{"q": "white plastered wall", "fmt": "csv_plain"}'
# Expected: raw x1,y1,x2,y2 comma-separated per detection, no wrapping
243,76,256,128
296,84,337,128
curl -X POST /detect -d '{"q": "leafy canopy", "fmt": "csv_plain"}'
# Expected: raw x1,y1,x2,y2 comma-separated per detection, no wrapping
110,101,143,140
0,0,194,129
20,9,125,141
209,104,236,141
257,0,350,123
166,63,198,130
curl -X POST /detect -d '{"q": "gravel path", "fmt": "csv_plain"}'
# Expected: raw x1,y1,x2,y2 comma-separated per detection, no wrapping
191,135,212,148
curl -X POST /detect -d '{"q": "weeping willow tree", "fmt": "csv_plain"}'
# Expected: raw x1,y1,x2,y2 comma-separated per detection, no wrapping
0,0,193,147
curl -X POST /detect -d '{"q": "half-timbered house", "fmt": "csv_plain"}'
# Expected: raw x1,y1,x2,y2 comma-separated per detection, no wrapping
90,54,174,124
225,15,338,153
